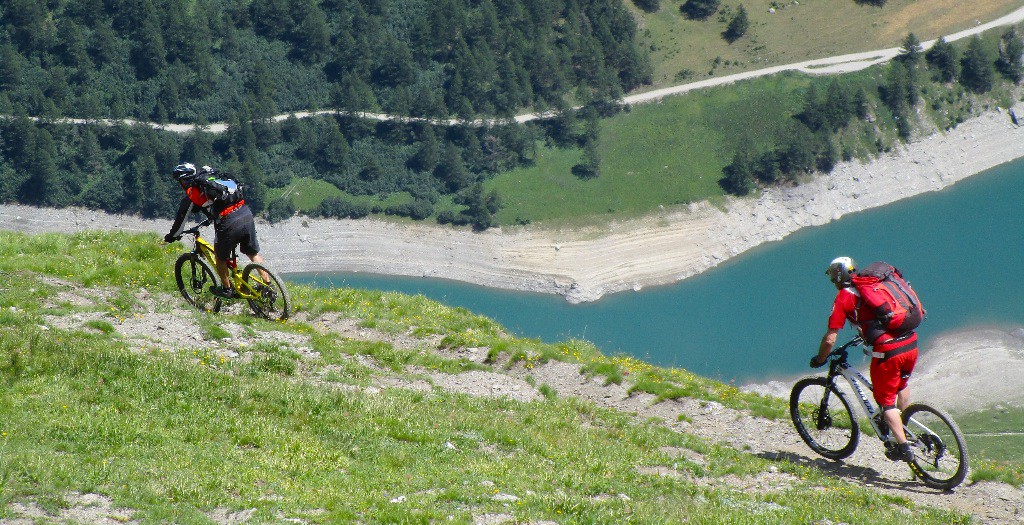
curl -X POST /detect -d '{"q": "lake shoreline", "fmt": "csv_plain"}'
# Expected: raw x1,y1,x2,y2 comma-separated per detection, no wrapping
2,105,1024,303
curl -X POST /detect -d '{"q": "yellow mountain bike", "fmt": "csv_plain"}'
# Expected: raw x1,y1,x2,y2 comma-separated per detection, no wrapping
172,219,291,320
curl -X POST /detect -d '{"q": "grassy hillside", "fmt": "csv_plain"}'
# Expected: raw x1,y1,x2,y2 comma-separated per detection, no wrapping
489,73,811,224
5,229,1018,522
487,23,1024,224
631,0,1024,89
954,405,1024,484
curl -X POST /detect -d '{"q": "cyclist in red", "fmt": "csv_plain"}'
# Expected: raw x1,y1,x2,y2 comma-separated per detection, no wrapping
811,256,917,462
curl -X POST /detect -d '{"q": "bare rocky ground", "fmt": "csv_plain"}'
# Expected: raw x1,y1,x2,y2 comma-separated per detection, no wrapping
8,277,1024,524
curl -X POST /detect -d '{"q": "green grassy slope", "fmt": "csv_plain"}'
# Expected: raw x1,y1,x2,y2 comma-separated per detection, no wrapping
0,229,1004,522
954,405,1024,483
489,74,806,224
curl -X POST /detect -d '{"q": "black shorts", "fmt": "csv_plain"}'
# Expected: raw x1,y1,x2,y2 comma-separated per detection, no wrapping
214,206,260,262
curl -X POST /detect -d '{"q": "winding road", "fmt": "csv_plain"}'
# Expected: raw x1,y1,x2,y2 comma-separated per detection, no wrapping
25,5,1024,133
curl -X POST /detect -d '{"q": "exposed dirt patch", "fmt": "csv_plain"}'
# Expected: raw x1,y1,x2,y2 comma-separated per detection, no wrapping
5,492,138,525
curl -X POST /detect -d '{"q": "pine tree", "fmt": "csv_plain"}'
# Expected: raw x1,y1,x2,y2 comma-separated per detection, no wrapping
408,125,441,173
898,33,923,65
319,119,350,173
460,183,496,231
21,128,68,206
681,0,721,20
251,0,293,39
573,139,601,179
997,28,1024,83
293,0,331,64
0,44,22,91
925,37,959,83
182,127,214,165
435,142,471,193
823,80,854,131
131,1,167,80
721,147,754,196
881,61,911,112
960,36,995,93
246,61,278,119
778,123,815,179
799,82,825,131
724,5,750,43
88,20,120,66
238,160,267,214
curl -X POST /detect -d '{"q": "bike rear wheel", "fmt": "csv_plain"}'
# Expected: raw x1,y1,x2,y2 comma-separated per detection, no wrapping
241,263,291,320
174,253,222,313
902,403,969,490
790,377,860,460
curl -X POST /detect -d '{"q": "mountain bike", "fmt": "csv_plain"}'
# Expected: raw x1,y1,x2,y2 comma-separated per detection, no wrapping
172,219,291,320
790,336,968,490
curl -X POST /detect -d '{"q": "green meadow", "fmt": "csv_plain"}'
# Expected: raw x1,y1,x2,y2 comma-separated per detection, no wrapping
2,229,1015,522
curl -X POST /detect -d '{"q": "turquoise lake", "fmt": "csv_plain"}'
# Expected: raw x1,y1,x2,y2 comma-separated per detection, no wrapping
289,158,1024,384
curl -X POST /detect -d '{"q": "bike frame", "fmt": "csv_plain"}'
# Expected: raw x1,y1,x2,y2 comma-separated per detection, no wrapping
825,338,942,444
184,221,261,301
827,345,886,439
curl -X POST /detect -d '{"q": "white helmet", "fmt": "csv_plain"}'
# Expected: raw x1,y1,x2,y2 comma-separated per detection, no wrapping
826,256,856,285
172,162,197,181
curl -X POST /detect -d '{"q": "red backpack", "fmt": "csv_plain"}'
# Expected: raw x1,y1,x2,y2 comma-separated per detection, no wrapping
850,262,925,344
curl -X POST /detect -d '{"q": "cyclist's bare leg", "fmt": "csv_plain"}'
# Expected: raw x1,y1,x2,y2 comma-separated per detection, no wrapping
246,253,271,282
216,260,232,290
896,387,910,411
883,387,912,443
883,407,907,443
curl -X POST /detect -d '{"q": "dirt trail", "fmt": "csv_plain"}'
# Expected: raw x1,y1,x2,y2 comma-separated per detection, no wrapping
18,278,1024,525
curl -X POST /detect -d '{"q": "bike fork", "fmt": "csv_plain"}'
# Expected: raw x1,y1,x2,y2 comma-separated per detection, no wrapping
816,388,834,430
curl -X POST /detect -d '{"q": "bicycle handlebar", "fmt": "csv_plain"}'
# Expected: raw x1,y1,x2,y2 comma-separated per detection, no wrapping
827,336,864,363
181,218,213,236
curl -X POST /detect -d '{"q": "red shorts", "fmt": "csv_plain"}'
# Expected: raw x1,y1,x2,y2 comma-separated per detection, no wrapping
869,341,918,408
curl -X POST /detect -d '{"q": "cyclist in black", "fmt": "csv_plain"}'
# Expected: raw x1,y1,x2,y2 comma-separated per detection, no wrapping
164,163,265,299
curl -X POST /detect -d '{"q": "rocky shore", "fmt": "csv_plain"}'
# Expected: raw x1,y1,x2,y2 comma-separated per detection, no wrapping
4,105,1023,303
5,107,1024,408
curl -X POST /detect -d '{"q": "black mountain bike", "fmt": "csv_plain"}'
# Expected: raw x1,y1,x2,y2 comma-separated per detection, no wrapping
790,336,968,490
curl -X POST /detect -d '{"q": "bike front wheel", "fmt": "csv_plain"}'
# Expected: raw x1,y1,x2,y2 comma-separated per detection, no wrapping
902,403,969,490
241,263,291,320
174,253,222,313
790,377,860,460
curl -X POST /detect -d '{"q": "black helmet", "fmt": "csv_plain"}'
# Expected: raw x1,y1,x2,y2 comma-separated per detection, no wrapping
198,165,217,177
172,162,197,181
826,256,856,285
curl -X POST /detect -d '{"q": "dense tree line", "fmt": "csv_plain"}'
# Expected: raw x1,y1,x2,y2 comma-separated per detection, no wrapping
0,0,653,227
0,0,651,122
0,112,545,227
721,31,1024,196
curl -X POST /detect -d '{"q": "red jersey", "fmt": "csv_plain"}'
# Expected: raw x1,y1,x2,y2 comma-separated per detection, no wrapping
186,186,211,208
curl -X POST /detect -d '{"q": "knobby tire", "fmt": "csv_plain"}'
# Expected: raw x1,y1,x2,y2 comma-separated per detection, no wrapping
902,403,969,490
790,377,860,460
241,263,291,320
174,253,222,313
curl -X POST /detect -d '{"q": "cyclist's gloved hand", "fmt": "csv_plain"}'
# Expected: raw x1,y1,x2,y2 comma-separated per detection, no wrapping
809,354,828,368
164,233,179,243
